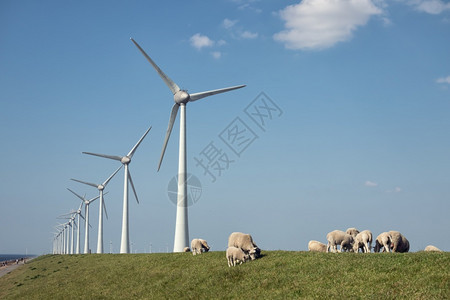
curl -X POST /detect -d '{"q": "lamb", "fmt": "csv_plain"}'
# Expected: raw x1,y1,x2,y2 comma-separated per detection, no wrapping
308,240,327,252
389,231,410,253
374,232,392,253
424,245,443,252
346,228,360,238
326,230,354,253
183,247,191,252
226,246,250,267
352,230,373,253
228,232,261,260
190,238,210,255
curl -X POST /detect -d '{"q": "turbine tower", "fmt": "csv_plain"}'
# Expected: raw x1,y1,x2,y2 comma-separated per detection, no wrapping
71,165,122,254
130,38,246,252
67,188,100,254
82,126,152,253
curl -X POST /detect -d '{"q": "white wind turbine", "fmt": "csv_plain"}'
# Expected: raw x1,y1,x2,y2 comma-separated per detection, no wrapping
82,126,152,253
71,165,122,254
58,213,77,254
67,189,100,254
130,38,246,252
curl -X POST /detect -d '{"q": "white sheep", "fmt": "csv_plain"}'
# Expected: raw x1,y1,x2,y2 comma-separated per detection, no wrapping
374,232,392,253
191,238,210,255
308,240,327,252
228,232,260,260
424,245,443,252
183,247,191,253
389,231,410,253
346,228,360,238
326,230,354,253
226,246,250,267
352,230,373,253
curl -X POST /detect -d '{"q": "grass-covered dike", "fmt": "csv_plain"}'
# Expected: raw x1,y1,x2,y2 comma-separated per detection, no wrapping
0,251,448,299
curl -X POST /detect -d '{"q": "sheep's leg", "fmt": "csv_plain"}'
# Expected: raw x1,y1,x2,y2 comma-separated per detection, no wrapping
227,257,231,267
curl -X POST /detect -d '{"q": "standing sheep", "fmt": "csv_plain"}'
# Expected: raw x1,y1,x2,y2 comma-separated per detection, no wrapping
389,231,409,253
228,232,261,260
424,245,443,252
326,230,354,253
191,238,210,255
374,232,392,253
308,240,327,252
226,246,250,267
346,228,360,238
352,230,373,253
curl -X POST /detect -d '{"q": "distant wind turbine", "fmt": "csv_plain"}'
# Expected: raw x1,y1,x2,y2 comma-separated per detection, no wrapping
67,188,100,254
82,126,152,253
71,165,122,254
130,38,246,252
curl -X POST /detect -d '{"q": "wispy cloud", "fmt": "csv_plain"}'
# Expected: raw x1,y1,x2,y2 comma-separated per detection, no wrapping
408,0,450,14
273,0,383,50
222,18,259,41
365,180,378,187
223,18,238,29
240,30,258,39
189,33,214,50
211,51,222,59
436,76,450,84
386,187,402,193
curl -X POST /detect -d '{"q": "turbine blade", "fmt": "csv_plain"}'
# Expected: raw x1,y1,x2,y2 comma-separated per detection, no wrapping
158,103,179,171
189,84,246,102
127,168,139,204
127,126,152,159
71,178,99,189
79,213,86,221
102,165,123,186
102,197,109,220
78,201,83,211
82,152,123,162
87,194,101,203
130,38,180,95
67,188,84,201
59,211,77,217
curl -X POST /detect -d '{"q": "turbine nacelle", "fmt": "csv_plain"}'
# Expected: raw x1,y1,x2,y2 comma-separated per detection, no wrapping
121,156,131,164
97,185,105,191
174,90,190,104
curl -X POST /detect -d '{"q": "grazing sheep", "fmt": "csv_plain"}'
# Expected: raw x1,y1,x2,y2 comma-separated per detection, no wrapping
346,228,360,238
425,245,443,252
191,238,210,255
352,230,373,253
228,232,261,260
389,231,410,253
226,246,250,267
374,232,392,253
183,247,191,252
308,240,327,252
326,230,354,253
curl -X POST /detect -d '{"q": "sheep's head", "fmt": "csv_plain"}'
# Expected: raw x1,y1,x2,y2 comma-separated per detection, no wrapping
249,247,260,260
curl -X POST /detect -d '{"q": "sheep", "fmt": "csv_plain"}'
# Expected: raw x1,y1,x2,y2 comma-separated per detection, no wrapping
424,245,443,252
374,232,392,253
228,232,261,260
389,231,410,253
308,240,327,252
191,238,210,255
346,228,360,238
226,246,250,267
326,230,354,253
183,247,191,253
352,230,373,253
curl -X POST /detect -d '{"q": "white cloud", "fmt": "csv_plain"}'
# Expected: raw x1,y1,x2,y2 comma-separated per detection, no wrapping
436,76,450,84
189,33,214,50
240,30,258,39
410,0,450,14
223,18,238,29
365,180,378,187
211,51,222,59
273,0,383,50
386,187,402,193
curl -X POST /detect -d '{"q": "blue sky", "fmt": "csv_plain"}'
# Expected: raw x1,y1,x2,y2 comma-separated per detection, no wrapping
1,0,449,254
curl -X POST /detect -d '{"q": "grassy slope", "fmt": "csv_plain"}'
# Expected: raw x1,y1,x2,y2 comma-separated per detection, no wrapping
0,251,448,299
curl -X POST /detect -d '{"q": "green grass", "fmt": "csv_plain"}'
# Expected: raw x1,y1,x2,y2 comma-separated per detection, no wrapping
0,251,448,299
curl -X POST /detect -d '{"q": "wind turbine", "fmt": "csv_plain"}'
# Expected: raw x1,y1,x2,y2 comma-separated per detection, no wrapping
62,199,86,254
82,126,152,253
71,165,122,254
67,189,100,254
130,38,246,252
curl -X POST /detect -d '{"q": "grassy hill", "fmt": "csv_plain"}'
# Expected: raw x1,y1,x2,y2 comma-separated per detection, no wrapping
0,251,448,299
